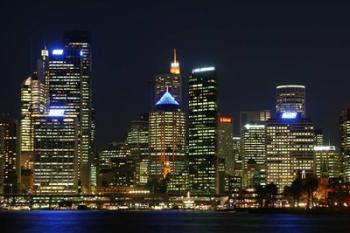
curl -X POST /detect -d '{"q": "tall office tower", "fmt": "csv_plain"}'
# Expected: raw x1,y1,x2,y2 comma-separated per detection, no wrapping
232,136,243,177
266,113,315,193
153,49,181,105
148,90,187,193
314,146,341,179
314,128,324,146
241,123,266,187
188,67,218,194
32,109,79,194
217,116,235,176
20,73,46,171
126,114,149,186
276,85,306,116
48,31,94,193
0,116,18,194
239,110,271,130
340,108,350,182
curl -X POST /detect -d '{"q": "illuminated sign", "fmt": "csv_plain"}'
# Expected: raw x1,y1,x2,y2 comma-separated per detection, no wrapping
52,49,64,55
192,67,215,73
48,109,65,116
219,117,232,123
281,112,298,119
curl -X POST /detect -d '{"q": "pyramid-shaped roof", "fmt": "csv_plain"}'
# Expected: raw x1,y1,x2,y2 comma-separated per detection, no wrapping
155,90,179,106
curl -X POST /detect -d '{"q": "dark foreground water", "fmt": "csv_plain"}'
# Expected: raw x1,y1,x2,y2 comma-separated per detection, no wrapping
0,211,350,233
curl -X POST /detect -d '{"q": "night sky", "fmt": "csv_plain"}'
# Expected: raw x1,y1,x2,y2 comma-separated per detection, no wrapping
2,1,350,148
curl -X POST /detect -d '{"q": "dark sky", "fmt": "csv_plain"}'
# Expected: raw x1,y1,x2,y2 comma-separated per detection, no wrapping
1,1,350,148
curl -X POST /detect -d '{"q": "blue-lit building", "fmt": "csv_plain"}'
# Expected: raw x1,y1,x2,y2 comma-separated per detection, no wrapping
148,89,187,193
276,85,306,117
47,31,94,193
265,112,315,193
188,67,218,195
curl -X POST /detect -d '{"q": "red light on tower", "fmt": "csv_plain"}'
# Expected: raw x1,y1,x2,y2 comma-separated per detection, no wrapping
219,116,232,124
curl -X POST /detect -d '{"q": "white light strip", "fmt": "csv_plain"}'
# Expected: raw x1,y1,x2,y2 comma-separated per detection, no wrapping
276,85,305,89
192,67,215,73
314,146,336,151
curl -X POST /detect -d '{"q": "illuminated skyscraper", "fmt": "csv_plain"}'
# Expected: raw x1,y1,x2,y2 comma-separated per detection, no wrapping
340,108,350,182
266,113,315,192
148,90,187,193
276,85,306,116
188,67,218,194
0,116,18,194
232,136,243,177
217,116,235,176
47,31,94,193
153,49,182,105
314,146,341,179
241,123,266,187
33,109,79,194
126,114,149,186
20,73,46,171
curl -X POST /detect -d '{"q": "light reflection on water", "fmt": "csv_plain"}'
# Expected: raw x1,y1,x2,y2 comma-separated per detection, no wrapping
0,211,350,233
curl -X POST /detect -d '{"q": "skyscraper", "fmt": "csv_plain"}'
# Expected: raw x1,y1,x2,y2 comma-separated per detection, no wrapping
126,114,149,186
266,113,315,192
148,90,187,193
0,116,18,194
217,116,235,176
47,31,94,193
241,123,266,187
20,74,46,171
33,109,79,194
153,49,182,105
188,67,218,194
276,85,306,116
340,108,350,182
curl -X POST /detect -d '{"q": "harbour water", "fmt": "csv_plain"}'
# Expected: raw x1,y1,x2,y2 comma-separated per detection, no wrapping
0,210,350,233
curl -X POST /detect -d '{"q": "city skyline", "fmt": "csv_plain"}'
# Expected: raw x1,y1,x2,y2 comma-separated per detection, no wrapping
3,2,350,148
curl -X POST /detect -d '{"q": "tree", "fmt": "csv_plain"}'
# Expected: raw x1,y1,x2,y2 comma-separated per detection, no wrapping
265,182,278,208
303,175,319,209
255,185,266,208
290,178,303,207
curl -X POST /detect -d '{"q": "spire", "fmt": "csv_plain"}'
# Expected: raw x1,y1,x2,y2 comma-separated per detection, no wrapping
173,48,177,63
170,48,180,74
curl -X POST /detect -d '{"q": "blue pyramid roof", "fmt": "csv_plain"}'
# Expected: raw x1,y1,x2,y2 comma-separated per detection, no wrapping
155,90,179,106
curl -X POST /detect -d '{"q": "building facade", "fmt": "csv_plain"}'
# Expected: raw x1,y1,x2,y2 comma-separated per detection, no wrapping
48,31,94,193
148,90,187,193
188,67,218,194
0,116,18,194
265,113,315,193
33,110,79,194
126,114,149,187
340,108,350,182
314,146,341,179
276,85,306,116
241,123,266,188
